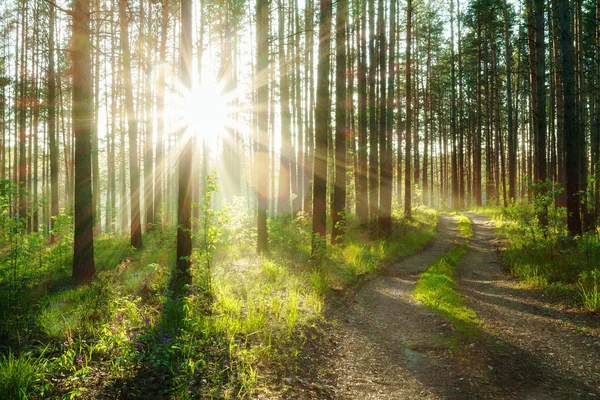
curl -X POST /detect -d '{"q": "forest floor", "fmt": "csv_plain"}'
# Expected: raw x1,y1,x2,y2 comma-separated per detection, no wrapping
272,213,600,399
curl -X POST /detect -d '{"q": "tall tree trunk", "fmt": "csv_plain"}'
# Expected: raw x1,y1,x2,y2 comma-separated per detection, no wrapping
379,0,393,237
356,0,368,224
48,2,58,242
332,0,347,243
155,0,168,229
119,0,143,249
18,0,26,226
404,0,412,218
312,0,332,252
558,0,580,235
176,0,193,283
92,0,100,234
256,0,269,253
72,0,95,282
474,19,482,206
535,0,547,225
505,1,516,202
450,0,458,210
277,0,292,217
144,0,154,231
368,0,378,220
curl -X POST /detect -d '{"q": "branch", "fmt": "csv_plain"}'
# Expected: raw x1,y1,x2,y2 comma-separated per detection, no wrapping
44,0,73,17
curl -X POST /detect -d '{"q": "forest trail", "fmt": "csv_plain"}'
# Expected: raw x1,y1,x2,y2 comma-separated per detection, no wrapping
281,213,600,399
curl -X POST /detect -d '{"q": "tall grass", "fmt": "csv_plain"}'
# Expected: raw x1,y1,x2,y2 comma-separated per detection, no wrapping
473,204,600,311
0,202,439,397
0,350,49,399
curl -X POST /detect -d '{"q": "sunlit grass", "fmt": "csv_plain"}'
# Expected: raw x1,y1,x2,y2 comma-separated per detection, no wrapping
448,212,473,238
414,245,481,335
0,203,440,397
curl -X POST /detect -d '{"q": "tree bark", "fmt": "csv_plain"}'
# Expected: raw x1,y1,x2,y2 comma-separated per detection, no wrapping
312,0,332,252
72,0,95,283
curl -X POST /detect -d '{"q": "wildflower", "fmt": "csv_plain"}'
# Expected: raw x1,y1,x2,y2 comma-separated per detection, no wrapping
160,336,169,345
115,314,122,323
63,341,68,347
135,342,143,351
76,357,83,365
143,317,151,326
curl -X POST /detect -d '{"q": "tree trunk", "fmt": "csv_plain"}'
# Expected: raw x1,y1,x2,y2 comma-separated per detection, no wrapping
332,0,347,244
312,0,332,252
357,0,368,225
368,0,378,221
72,0,95,283
256,0,269,253
176,0,193,283
404,0,412,218
379,0,393,237
277,0,292,217
48,2,58,242
119,0,143,249
558,0,580,235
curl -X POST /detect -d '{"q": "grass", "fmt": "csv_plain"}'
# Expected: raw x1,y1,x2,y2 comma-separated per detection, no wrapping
0,350,49,399
471,204,600,312
448,212,473,238
414,244,481,336
0,204,439,398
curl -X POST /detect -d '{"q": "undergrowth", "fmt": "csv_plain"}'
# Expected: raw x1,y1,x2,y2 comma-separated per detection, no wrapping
474,199,600,312
0,177,439,399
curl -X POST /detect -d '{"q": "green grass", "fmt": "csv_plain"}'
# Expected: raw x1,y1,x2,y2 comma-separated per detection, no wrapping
0,350,49,399
414,245,481,335
448,212,473,238
0,204,439,398
471,203,600,312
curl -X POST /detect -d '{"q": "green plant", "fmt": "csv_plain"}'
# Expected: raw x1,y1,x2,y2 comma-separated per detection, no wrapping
0,350,49,399
578,269,600,311
193,170,229,301
414,245,480,335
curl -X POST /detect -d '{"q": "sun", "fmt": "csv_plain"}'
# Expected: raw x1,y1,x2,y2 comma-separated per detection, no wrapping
179,80,230,152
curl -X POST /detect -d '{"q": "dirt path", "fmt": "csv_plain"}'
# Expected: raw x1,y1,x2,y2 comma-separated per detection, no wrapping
280,212,600,399
455,213,600,399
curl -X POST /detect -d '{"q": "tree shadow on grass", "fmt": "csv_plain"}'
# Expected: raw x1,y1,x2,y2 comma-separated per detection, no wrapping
105,266,234,399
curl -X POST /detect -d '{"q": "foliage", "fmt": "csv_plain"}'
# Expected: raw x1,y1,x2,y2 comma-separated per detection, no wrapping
476,200,600,312
0,194,439,397
0,350,49,399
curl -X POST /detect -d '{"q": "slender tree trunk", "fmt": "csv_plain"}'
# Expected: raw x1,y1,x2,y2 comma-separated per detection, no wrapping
357,0,368,224
535,0,547,225
559,0,580,235
312,0,332,252
120,0,143,249
155,0,168,229
176,0,193,283
256,0,269,253
332,0,347,243
368,0,378,220
505,1,516,202
450,0,458,210
474,19,482,206
404,0,412,218
277,0,292,217
72,0,95,282
379,0,393,237
144,0,154,231
48,2,58,242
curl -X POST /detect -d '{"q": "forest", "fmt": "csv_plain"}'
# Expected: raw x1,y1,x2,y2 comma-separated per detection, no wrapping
0,0,599,397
